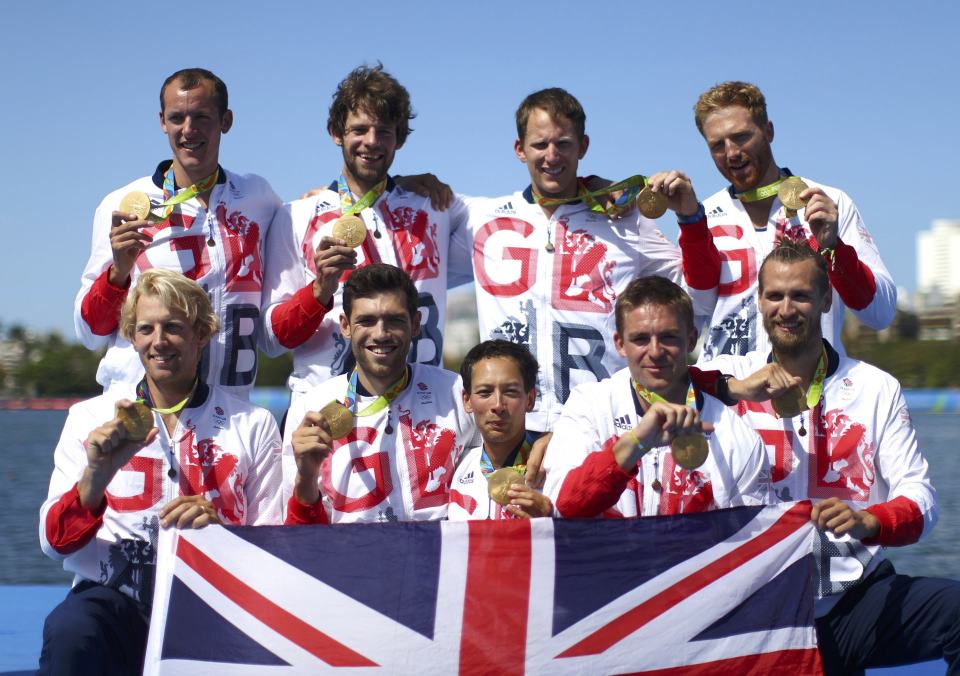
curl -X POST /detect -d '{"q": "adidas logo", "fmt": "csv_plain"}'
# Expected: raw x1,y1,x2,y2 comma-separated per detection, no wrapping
459,470,475,484
494,201,515,215
316,200,334,210
707,205,727,218
613,415,632,431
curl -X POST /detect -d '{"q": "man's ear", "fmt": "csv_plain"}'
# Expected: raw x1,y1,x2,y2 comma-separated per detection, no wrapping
221,109,233,134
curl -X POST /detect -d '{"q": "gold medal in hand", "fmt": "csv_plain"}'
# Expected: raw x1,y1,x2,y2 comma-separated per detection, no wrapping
670,433,709,470
319,401,355,439
332,215,367,248
771,385,808,419
777,177,810,211
118,191,154,222
487,468,525,506
115,401,155,442
636,185,669,219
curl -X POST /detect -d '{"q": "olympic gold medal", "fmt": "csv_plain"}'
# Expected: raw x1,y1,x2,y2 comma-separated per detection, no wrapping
118,191,153,221
487,468,525,506
115,401,154,442
670,433,709,470
636,185,669,219
777,177,810,211
771,386,809,419
332,215,367,248
319,400,354,439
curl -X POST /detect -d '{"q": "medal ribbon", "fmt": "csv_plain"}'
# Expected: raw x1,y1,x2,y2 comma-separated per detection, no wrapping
535,175,648,217
135,378,198,415
773,346,828,411
631,378,696,410
734,176,785,203
344,367,410,417
479,432,533,477
155,167,220,219
337,175,388,217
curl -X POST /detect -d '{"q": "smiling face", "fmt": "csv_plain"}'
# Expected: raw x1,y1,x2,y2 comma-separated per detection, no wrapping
340,290,420,393
159,78,232,185
133,294,208,397
332,107,401,195
515,108,588,201
701,105,778,193
759,258,832,357
462,356,535,454
614,303,697,403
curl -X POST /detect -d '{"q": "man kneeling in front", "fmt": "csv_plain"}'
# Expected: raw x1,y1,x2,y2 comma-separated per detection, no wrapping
39,269,282,675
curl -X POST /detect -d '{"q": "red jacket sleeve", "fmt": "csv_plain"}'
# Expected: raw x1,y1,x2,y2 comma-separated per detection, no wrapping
270,284,332,349
678,215,721,291
284,495,330,525
44,484,106,555
826,237,876,310
80,268,129,336
862,496,925,547
556,438,636,518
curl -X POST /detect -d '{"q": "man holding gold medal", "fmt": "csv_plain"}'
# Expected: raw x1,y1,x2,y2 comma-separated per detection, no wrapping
39,270,282,675
703,240,959,674
262,64,472,411
283,264,474,524
541,275,770,518
463,87,722,436
75,68,286,398
693,81,895,361
448,340,552,520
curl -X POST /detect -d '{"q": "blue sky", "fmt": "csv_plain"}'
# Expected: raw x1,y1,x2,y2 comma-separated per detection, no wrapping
1,1,956,336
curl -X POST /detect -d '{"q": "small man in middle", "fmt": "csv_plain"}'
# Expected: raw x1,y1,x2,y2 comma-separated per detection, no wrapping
449,340,552,520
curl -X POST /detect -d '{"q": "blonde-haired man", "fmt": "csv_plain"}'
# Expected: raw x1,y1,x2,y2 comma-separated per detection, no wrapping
693,80,894,362
39,269,282,675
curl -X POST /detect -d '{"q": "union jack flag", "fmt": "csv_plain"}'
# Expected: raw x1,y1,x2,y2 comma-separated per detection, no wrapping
144,502,821,675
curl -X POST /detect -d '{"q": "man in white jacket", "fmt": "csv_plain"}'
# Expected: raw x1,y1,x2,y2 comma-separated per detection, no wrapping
41,269,282,675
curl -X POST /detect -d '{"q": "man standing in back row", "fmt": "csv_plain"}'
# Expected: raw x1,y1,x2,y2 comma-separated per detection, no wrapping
75,68,286,397
694,81,895,360
262,64,472,411
464,87,722,433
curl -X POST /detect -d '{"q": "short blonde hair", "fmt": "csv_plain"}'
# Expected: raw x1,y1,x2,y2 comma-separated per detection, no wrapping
119,269,219,341
694,81,768,135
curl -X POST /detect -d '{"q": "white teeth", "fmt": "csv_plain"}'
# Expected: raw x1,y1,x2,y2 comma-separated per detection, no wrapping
542,167,563,176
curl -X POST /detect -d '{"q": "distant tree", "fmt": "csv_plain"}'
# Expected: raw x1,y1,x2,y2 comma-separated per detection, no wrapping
14,335,102,397
255,351,293,387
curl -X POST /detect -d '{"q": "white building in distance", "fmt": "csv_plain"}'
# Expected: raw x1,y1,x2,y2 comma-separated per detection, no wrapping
917,219,960,303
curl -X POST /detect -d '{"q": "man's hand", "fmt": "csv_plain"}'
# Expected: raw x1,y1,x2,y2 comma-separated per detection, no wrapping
108,212,152,286
646,170,699,218
505,485,553,518
799,187,839,249
523,432,552,489
291,411,336,505
312,236,358,304
79,400,159,509
395,173,453,211
725,364,802,402
811,497,880,540
613,402,713,469
159,495,223,529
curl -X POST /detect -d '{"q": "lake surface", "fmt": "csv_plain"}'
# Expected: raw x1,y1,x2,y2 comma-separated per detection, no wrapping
2,409,958,584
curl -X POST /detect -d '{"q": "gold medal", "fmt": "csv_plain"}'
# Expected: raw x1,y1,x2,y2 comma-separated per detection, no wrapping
118,191,154,221
771,385,809,419
319,400,354,439
487,467,525,506
670,433,709,470
115,401,155,442
636,185,668,219
777,177,810,211
332,215,367,248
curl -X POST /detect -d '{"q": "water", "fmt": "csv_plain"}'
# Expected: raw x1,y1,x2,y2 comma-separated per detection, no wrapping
1,410,958,584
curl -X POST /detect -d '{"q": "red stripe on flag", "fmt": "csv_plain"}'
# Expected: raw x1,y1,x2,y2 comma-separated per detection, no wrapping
559,501,813,658
616,647,823,675
176,535,377,667
459,520,532,676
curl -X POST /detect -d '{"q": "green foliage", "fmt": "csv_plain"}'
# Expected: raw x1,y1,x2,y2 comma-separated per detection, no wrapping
255,351,293,387
846,339,960,388
14,341,103,397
